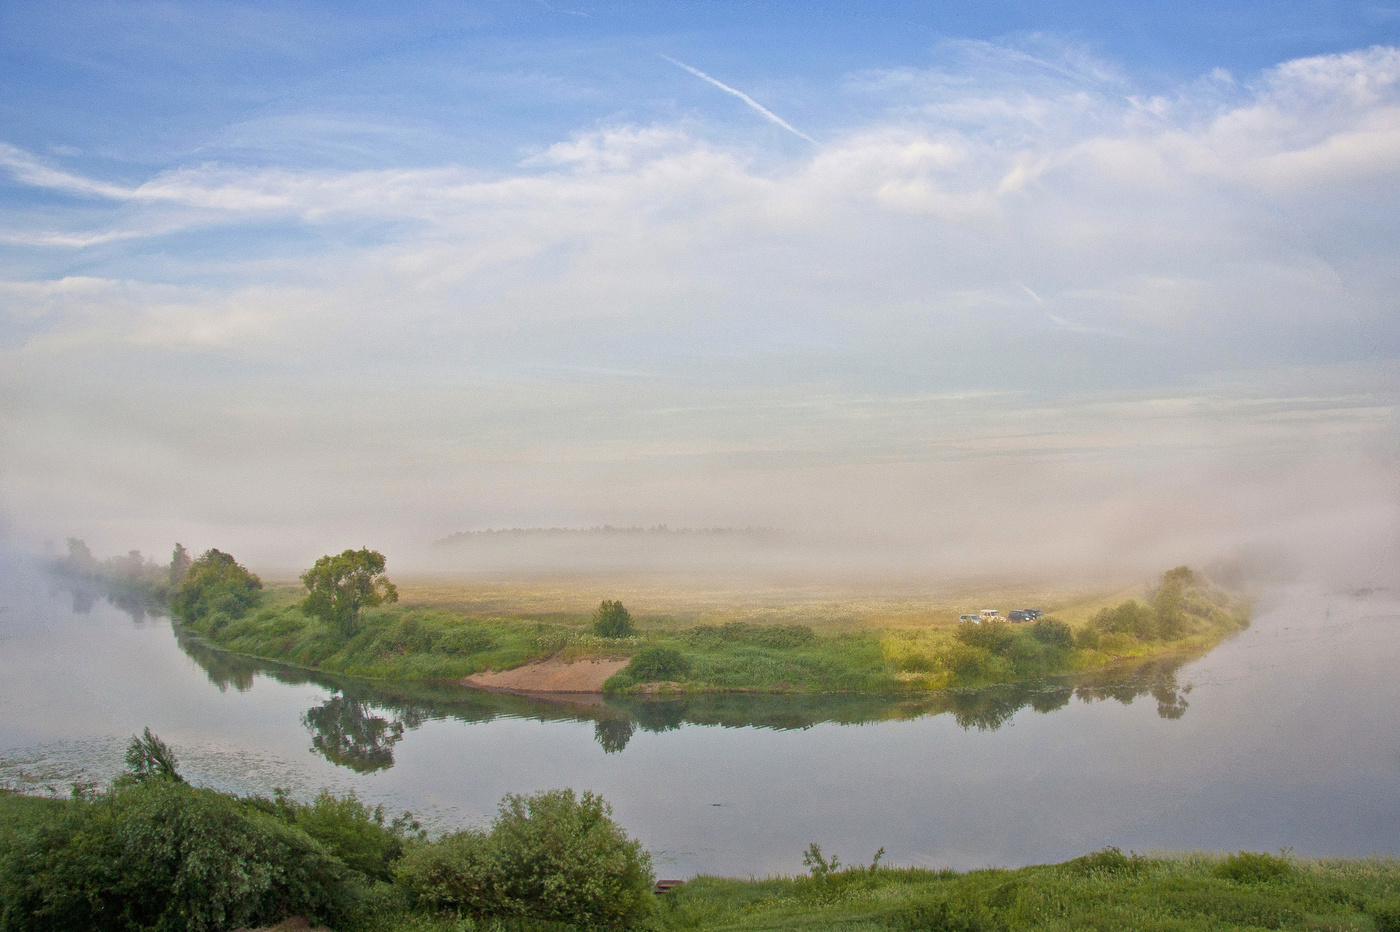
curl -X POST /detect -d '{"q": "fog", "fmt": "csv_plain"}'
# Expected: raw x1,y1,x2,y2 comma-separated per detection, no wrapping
1,30,1398,589
5,362,1395,588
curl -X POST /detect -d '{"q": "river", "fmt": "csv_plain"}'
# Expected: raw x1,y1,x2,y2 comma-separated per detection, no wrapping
2,559,1398,878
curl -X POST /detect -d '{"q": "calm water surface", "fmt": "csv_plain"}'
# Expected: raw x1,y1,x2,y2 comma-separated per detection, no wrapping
2,561,1398,877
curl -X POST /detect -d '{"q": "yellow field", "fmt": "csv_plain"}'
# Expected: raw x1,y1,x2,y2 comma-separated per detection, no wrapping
292,571,1156,633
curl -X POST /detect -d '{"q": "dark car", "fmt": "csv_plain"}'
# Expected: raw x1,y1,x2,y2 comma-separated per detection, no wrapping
1021,609,1044,620
1008,610,1030,622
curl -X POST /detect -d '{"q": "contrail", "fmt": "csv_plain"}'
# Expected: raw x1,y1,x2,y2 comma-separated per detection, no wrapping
660,55,818,146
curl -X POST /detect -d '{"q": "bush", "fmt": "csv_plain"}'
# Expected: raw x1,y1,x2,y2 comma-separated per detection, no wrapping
1070,846,1147,876
953,620,1013,655
1030,617,1074,649
171,549,262,623
945,644,997,679
395,829,502,916
592,600,635,639
1371,896,1400,932
1092,600,1155,640
282,788,408,883
1213,851,1293,884
492,789,654,929
438,624,496,655
623,646,689,682
399,789,654,931
0,779,350,932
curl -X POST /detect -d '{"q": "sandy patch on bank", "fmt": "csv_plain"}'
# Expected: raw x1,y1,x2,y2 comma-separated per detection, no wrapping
463,658,630,694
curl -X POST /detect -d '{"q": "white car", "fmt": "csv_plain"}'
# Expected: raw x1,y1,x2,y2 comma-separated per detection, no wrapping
958,613,980,623
979,609,1001,621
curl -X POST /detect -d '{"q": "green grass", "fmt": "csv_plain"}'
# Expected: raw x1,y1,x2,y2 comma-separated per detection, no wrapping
7,792,1399,932
654,851,1400,932
171,569,1249,696
0,791,68,852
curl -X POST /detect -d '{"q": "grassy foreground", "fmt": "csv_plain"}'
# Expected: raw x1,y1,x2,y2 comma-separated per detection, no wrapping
6,789,1400,932
172,565,1249,695
658,850,1400,932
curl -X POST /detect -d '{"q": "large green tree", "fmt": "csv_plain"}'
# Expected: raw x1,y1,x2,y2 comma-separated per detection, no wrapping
171,549,262,623
300,548,398,637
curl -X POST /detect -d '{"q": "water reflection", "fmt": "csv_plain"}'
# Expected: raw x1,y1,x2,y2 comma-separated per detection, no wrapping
47,574,160,624
171,622,1197,768
46,574,1197,771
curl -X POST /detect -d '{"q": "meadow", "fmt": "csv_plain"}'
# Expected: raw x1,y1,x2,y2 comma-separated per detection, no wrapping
171,564,1249,695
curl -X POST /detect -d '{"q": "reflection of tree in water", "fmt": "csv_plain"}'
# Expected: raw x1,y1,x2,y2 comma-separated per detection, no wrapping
172,627,258,692
47,576,160,624
302,693,408,774
593,717,636,754
168,617,1204,764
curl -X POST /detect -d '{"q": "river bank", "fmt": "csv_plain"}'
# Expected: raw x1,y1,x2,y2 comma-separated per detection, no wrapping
164,565,1248,697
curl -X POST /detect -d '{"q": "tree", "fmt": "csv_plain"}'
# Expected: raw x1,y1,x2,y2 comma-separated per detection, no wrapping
301,548,398,638
171,549,263,623
124,727,183,784
168,543,191,589
591,600,634,638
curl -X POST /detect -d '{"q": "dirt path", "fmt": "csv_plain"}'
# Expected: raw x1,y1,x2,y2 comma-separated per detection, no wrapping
463,657,629,694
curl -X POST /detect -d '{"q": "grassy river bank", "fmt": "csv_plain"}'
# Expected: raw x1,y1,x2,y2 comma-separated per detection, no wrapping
4,786,1398,932
168,564,1248,696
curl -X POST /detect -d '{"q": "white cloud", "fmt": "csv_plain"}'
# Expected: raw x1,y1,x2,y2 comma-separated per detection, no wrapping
2,45,1399,570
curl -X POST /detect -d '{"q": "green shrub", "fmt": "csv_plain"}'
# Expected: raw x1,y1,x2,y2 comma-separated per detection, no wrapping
1092,600,1155,639
1074,626,1101,650
400,789,654,930
0,780,350,932
624,646,690,682
1030,617,1073,649
438,624,496,655
592,600,635,639
396,829,502,916
171,549,262,623
953,620,1013,655
283,788,407,883
1213,850,1293,884
1371,896,1400,932
1069,846,1148,876
945,644,997,679
491,789,654,929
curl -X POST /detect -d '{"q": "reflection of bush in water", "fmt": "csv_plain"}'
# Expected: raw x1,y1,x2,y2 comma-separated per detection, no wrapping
301,694,407,774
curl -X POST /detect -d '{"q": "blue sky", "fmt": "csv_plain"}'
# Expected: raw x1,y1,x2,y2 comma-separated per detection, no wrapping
1,2,1398,574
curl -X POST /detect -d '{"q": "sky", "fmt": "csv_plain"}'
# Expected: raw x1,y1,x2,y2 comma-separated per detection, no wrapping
1,1,1398,577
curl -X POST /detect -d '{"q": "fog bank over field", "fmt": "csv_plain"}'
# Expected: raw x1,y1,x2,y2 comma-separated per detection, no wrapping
7,362,1395,587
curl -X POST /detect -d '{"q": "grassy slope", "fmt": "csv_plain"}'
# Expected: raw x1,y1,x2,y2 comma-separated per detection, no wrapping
6,791,1397,932
659,854,1400,932
176,572,1248,694
0,791,68,851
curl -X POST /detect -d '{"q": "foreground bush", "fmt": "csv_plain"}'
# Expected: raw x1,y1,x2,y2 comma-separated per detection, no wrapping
0,779,350,932
398,788,655,930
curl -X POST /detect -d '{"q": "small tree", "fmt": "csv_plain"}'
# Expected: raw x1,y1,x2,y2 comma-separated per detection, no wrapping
168,543,192,589
124,727,183,783
591,600,634,638
301,548,398,638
